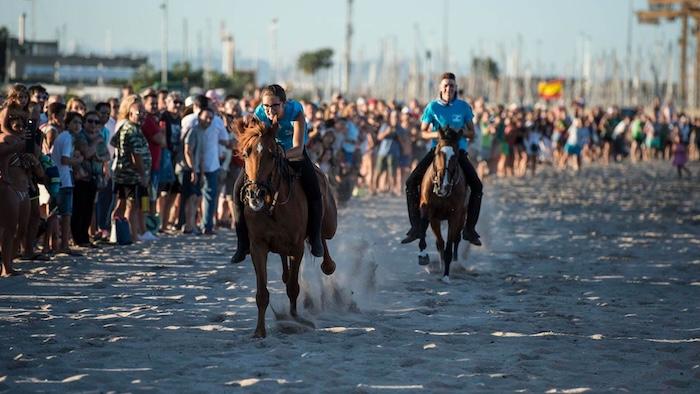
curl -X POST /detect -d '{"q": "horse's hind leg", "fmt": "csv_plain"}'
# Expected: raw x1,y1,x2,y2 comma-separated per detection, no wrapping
286,253,303,317
280,255,289,284
320,239,335,275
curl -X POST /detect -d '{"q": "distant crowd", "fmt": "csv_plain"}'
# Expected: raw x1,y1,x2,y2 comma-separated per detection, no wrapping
0,81,696,276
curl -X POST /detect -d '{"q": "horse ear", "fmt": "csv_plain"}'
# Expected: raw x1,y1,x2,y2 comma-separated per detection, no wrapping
233,115,264,138
438,127,446,140
232,117,249,139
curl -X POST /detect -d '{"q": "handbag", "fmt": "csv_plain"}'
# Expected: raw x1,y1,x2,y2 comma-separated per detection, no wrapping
111,217,133,245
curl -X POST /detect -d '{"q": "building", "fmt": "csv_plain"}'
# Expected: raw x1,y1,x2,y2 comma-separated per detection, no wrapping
2,33,147,85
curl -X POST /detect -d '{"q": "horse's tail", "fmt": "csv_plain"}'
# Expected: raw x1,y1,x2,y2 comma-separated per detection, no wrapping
316,167,338,239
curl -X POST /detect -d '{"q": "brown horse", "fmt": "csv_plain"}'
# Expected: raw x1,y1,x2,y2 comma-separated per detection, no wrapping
234,117,337,338
417,127,467,283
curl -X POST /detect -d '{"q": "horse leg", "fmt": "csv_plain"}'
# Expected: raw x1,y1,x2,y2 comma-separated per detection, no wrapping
444,240,453,277
452,239,460,264
320,239,335,275
250,247,269,338
431,220,451,283
418,236,429,266
280,254,289,284
286,252,303,318
444,218,461,280
431,219,444,270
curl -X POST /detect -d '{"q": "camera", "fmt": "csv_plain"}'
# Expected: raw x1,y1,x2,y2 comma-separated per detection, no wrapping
25,118,37,153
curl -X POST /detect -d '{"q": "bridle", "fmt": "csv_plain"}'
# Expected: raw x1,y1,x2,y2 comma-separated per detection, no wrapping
240,138,295,216
431,146,460,198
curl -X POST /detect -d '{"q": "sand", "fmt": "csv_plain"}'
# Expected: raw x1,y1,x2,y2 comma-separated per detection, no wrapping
1,160,699,392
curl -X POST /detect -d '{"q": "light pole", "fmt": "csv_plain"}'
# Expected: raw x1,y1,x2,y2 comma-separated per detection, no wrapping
160,1,168,86
343,0,353,94
270,18,278,82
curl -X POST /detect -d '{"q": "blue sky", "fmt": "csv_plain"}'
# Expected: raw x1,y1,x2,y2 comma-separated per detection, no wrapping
1,0,679,77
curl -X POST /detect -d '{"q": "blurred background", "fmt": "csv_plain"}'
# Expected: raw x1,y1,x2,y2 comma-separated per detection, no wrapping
0,0,693,108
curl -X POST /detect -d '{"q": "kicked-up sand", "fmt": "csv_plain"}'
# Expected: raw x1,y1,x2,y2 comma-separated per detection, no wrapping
0,160,699,392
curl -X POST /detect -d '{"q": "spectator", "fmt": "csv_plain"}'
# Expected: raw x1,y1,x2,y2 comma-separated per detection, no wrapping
111,95,154,242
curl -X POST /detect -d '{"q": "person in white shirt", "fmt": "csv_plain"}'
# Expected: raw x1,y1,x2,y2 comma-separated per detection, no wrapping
199,108,230,235
50,111,84,255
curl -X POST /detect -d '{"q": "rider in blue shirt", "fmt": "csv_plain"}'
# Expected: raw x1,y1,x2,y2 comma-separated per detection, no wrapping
253,100,307,151
231,84,324,263
401,72,483,246
422,98,472,152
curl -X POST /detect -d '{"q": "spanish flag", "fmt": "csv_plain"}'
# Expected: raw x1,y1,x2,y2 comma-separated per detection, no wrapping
538,80,563,100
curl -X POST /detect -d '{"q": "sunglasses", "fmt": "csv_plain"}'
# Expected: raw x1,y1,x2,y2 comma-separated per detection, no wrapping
86,119,101,125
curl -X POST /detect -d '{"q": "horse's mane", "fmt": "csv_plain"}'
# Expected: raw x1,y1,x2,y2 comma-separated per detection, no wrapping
234,116,274,152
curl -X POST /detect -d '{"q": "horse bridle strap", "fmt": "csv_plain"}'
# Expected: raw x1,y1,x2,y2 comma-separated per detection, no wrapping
240,142,296,216
431,151,460,197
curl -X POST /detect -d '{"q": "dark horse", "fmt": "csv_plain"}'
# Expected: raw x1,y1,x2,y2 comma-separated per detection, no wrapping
234,117,338,338
417,127,467,283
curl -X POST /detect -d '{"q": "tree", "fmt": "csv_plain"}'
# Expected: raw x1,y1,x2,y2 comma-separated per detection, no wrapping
298,48,334,100
297,48,334,76
471,57,500,81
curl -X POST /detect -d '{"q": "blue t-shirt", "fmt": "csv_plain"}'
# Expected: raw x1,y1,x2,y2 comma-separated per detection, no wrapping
254,100,307,151
421,98,474,151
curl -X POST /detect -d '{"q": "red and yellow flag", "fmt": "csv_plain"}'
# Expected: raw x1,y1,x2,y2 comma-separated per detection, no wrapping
538,80,563,100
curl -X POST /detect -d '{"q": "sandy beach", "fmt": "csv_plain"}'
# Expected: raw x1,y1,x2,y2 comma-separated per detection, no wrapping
1,160,699,392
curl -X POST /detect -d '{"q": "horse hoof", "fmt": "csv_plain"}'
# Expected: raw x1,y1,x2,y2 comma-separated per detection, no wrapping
440,275,451,284
418,255,430,266
252,329,267,339
321,260,336,275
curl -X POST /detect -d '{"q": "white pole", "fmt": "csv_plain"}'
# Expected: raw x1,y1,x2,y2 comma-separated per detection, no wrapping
160,1,168,86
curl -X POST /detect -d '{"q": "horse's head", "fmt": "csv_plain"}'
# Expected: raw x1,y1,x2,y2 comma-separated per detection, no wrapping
234,116,282,212
432,128,460,198
437,126,461,143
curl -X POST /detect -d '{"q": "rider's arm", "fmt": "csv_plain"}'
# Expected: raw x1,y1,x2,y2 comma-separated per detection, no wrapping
286,111,306,161
420,121,438,140
463,119,475,140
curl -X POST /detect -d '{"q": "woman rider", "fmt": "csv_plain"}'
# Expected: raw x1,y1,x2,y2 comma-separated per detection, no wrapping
231,84,324,263
401,72,483,246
